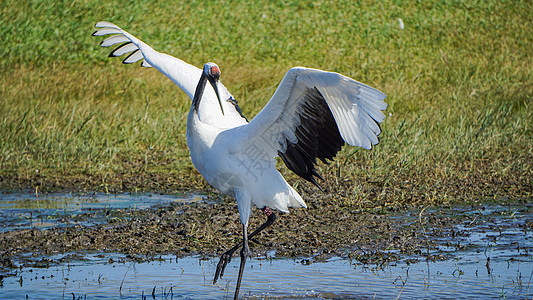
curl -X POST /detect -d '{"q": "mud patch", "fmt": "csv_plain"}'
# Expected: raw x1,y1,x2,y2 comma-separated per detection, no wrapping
0,193,530,273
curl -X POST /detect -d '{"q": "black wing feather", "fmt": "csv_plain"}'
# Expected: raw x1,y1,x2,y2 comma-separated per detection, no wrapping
278,87,344,190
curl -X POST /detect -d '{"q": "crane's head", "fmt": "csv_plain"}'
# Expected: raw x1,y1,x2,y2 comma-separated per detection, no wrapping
203,62,225,115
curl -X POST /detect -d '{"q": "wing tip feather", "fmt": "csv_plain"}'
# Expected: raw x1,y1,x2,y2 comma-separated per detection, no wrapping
141,60,152,68
94,21,116,28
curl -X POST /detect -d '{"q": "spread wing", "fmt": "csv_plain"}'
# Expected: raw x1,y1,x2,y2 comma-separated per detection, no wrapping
234,67,387,188
93,21,235,102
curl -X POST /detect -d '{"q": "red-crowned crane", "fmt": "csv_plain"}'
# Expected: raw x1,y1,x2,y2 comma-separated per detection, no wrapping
93,21,387,299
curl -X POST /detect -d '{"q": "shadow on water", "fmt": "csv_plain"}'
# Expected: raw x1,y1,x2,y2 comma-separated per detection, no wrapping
0,192,531,299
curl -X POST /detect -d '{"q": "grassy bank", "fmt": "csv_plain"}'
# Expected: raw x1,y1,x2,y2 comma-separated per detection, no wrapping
1,0,531,206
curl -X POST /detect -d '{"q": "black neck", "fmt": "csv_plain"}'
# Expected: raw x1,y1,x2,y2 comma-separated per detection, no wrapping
192,72,207,113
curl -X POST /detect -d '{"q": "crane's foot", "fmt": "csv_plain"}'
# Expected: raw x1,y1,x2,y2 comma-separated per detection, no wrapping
213,207,277,285
213,245,239,284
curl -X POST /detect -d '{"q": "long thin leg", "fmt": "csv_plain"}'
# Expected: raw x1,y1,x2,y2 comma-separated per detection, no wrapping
213,208,277,284
233,223,248,300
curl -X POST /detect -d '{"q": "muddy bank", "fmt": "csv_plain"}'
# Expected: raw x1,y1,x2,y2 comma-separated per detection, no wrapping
1,151,531,209
1,192,531,278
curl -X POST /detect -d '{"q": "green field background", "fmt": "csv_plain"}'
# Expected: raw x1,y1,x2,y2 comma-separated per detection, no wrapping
1,0,531,206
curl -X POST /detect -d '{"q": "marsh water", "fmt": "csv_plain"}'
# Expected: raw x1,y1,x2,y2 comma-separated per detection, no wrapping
0,192,206,232
0,192,531,299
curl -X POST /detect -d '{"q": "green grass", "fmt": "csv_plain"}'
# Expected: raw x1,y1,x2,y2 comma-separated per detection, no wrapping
1,0,531,206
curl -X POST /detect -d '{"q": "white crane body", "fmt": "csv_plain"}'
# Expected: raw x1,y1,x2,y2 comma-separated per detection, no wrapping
93,21,387,299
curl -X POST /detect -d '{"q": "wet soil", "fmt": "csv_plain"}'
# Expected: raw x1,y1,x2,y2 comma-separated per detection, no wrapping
0,188,531,280
1,150,531,208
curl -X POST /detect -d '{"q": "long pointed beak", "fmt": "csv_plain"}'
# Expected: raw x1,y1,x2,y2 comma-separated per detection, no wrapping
208,77,225,116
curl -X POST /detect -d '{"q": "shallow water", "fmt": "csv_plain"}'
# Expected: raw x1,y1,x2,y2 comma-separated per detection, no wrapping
0,193,531,299
0,192,204,232
1,251,531,299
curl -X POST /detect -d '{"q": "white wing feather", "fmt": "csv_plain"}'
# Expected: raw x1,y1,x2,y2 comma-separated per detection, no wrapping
234,67,387,156
100,35,130,47
110,42,138,57
93,21,232,101
123,50,144,64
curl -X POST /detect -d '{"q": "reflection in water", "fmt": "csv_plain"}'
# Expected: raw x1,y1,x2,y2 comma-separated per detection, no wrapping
0,251,531,299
